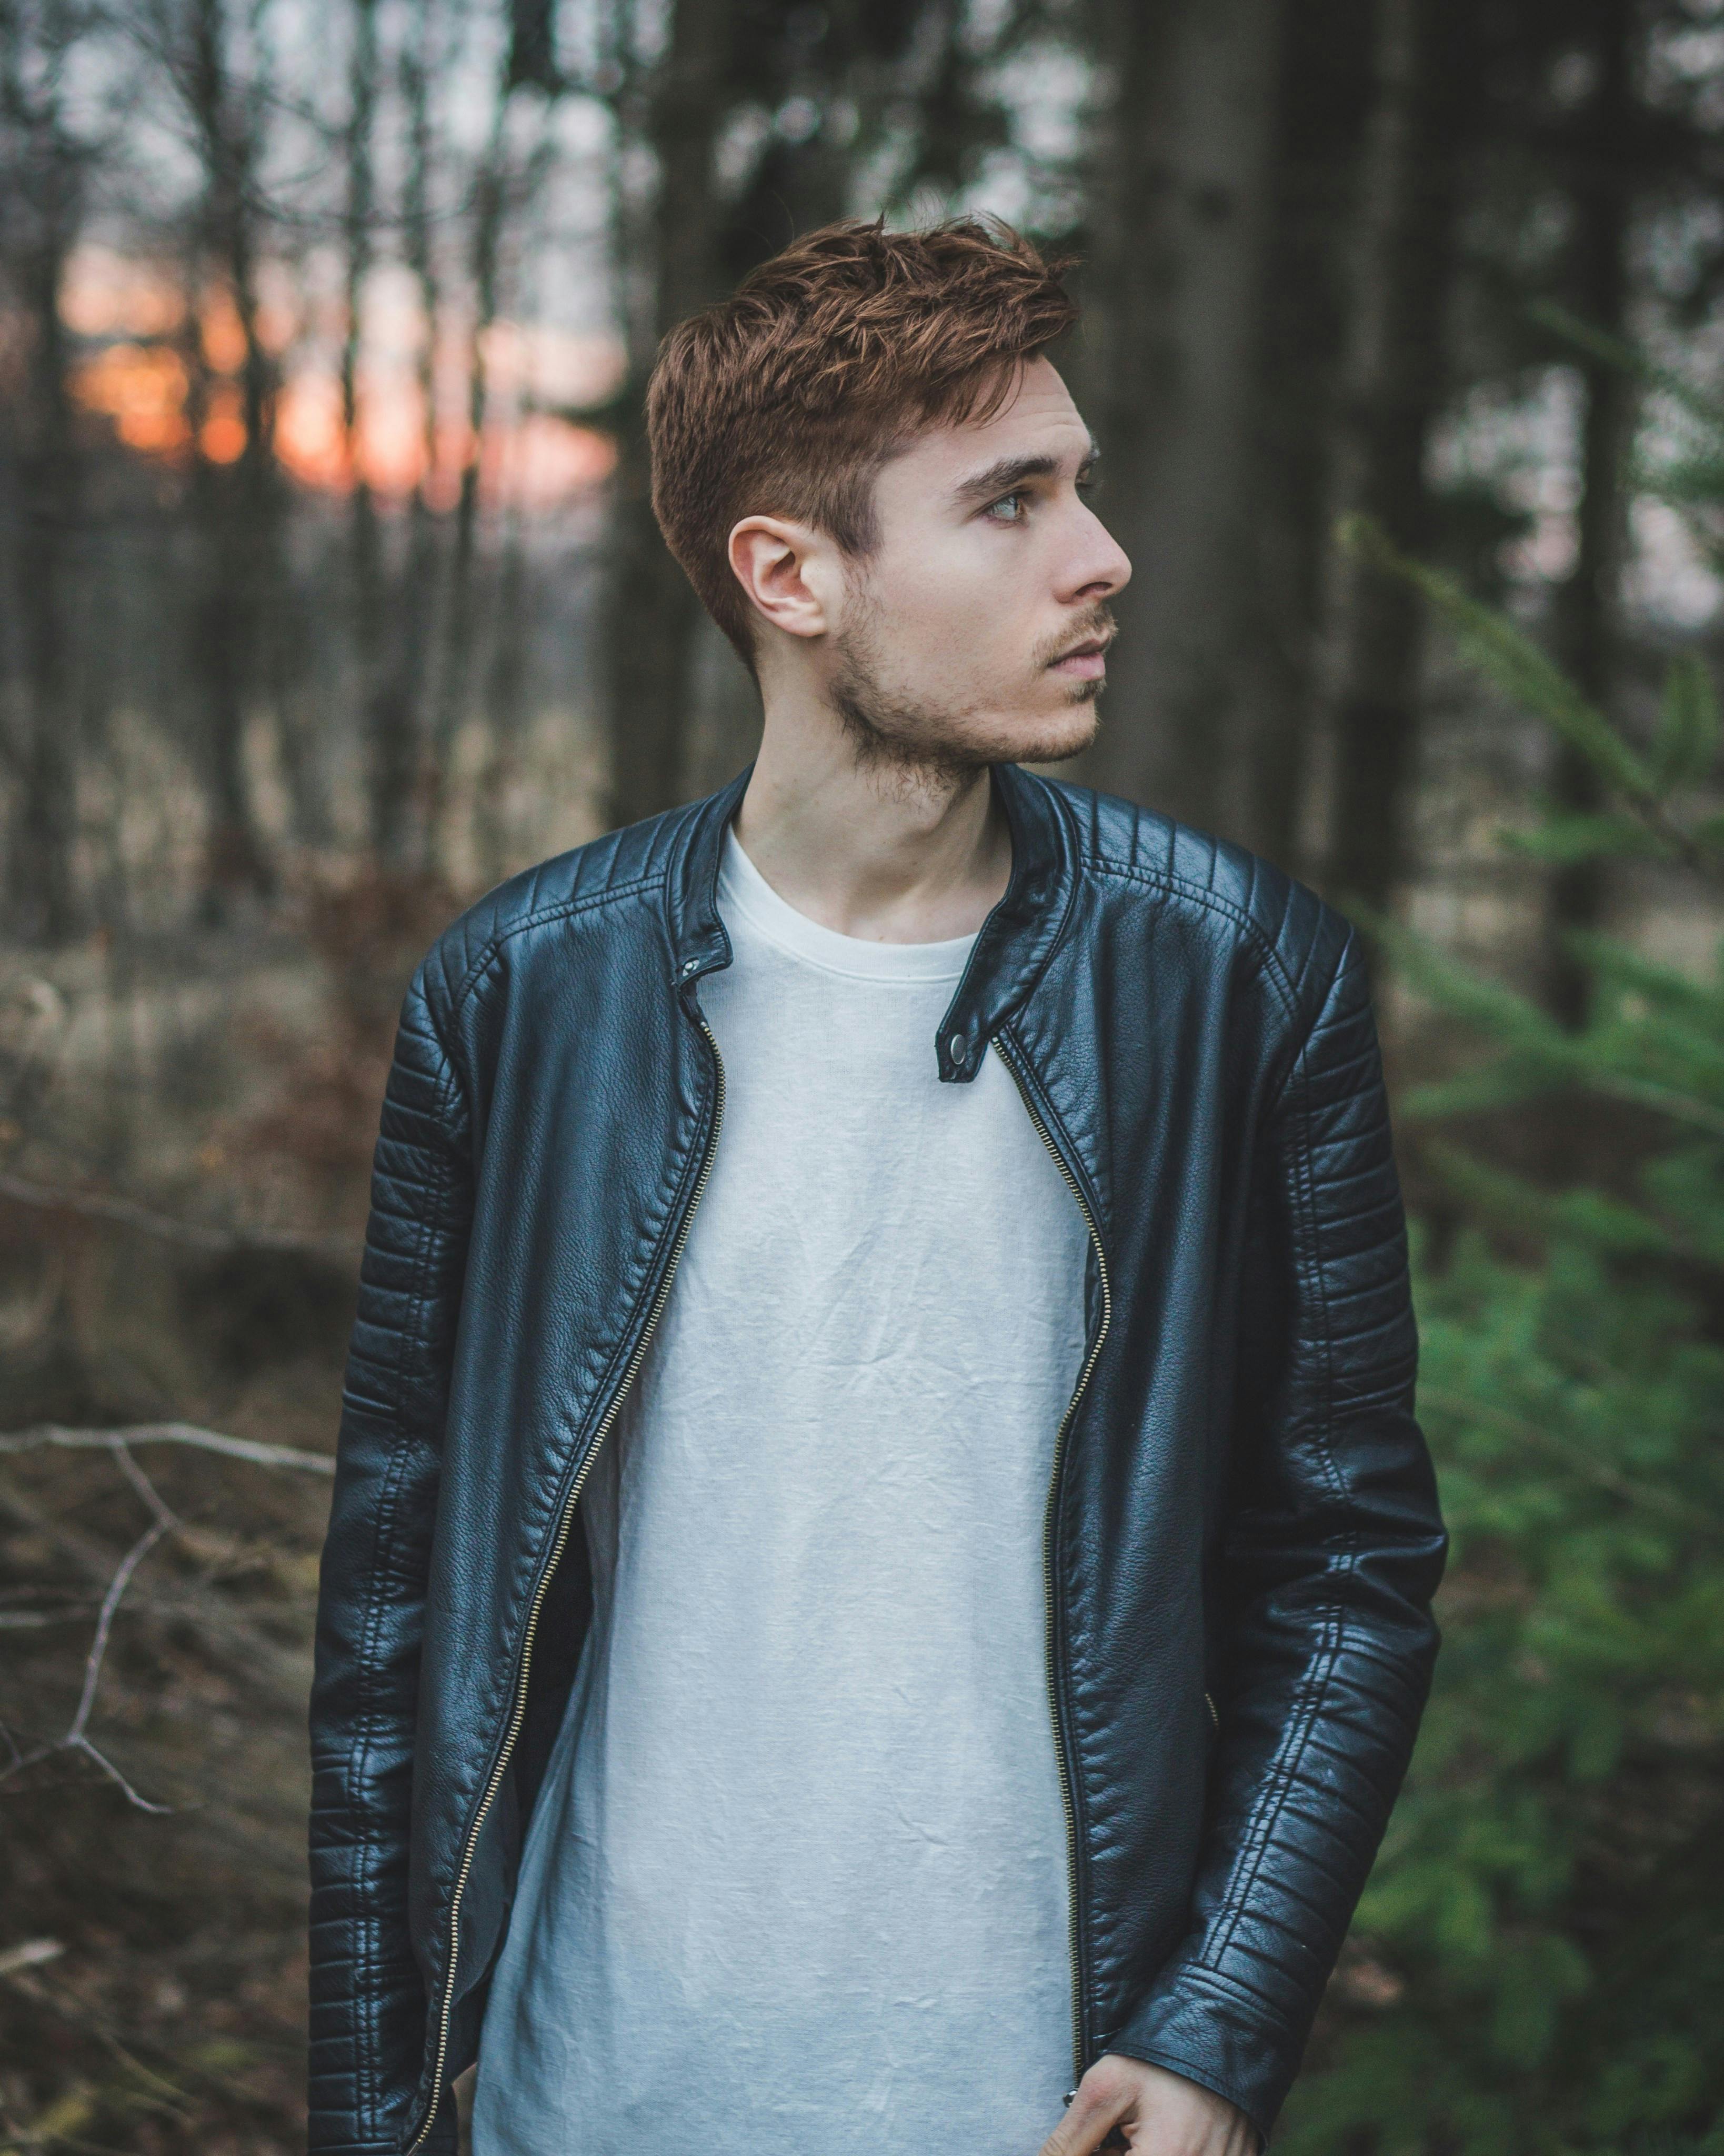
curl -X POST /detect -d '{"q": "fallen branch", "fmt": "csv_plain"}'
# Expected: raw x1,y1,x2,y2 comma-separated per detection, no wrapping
0,1939,64,1978
0,1422,333,1475
2,1443,180,1810
0,1424,329,1811
0,1470,317,1703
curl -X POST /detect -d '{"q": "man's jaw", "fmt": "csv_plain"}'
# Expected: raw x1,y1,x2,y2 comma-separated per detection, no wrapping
821,604,1111,788
827,655,993,795
833,668,1100,764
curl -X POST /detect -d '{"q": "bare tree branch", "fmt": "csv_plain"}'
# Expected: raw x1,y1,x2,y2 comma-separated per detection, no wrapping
4,1528,175,1809
0,1939,64,1978
0,1169,359,1263
0,1421,334,1475
0,1415,330,1810
0,1473,318,1695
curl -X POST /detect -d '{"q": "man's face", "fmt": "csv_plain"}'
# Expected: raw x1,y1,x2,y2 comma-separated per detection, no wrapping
827,356,1131,777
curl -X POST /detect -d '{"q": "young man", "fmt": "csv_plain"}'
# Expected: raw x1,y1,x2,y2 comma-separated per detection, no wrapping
308,220,1446,2156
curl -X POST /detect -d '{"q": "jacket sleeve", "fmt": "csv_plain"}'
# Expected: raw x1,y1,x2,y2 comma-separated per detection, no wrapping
1108,931,1448,2141
307,964,474,2155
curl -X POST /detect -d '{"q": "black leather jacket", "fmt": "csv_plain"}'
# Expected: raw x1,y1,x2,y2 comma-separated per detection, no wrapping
308,761,1446,2154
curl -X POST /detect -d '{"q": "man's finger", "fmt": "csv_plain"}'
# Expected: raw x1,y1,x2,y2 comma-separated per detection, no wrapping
1038,2077,1132,2156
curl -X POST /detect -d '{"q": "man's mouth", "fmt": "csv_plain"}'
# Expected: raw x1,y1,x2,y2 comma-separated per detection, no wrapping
1048,635,1112,680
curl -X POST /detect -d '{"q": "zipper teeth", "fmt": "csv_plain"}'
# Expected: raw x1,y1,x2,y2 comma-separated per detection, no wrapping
994,1034,1111,2089
407,1012,727,2151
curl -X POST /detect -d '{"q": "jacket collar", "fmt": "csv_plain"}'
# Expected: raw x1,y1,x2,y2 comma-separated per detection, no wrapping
666,760,1078,1084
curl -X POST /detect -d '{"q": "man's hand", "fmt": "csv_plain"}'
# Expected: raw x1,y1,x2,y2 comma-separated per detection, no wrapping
1037,2054,1258,2156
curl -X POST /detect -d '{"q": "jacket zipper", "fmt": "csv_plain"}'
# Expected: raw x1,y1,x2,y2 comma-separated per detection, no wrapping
993,1032,1112,2091
406,1009,726,2152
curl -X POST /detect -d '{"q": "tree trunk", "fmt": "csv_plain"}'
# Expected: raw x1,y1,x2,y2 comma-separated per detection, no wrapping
426,88,510,852
7,77,83,944
603,0,732,832
1543,0,1637,1029
374,0,444,872
1236,0,1375,873
341,0,391,863
1073,0,1287,837
475,515,530,882
1322,0,1478,922
185,0,279,914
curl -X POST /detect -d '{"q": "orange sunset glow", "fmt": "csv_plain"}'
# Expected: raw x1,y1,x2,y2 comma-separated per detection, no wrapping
61,244,621,506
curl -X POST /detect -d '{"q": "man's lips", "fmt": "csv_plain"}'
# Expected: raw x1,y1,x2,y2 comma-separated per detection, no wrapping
1048,637,1112,678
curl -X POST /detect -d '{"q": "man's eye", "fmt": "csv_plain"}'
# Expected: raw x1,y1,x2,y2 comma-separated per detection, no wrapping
985,491,1026,523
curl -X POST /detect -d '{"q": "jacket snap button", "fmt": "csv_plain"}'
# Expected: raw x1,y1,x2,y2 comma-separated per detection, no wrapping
949,1034,967,1063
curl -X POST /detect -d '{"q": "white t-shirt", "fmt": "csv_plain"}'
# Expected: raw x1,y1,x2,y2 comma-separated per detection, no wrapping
472,825,1092,2154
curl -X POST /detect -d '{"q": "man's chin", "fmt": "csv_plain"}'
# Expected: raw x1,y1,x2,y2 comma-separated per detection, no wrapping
991,690,1102,767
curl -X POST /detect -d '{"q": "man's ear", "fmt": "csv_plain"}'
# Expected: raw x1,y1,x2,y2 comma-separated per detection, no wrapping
728,515,838,643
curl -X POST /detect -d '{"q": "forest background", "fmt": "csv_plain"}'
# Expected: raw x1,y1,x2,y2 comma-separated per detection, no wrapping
3,0,1723,2151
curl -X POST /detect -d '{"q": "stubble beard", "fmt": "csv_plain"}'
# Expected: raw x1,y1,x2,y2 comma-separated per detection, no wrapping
827,595,1110,799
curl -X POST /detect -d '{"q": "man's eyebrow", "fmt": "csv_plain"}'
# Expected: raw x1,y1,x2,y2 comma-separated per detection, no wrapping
950,441,1100,507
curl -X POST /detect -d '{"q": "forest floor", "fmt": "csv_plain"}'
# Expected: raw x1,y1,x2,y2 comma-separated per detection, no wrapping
0,901,402,2155
1,1362,333,2155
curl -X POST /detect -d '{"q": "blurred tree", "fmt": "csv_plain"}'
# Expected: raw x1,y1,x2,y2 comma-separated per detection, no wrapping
172,0,285,912
0,0,90,944
508,0,565,95
1238,0,1374,873
428,32,560,851
343,0,387,860
373,0,448,873
1542,0,1639,1030
1322,0,1482,922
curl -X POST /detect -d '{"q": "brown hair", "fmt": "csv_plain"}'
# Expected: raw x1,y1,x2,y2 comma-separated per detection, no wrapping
646,217,1077,668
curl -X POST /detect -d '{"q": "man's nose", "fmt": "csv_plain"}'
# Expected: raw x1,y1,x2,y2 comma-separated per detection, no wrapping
1068,508,1131,601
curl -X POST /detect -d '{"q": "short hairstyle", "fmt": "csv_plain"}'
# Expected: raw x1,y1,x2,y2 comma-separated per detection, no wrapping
646,217,1078,668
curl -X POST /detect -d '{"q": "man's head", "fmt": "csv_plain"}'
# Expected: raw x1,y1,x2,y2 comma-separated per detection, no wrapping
647,219,1130,780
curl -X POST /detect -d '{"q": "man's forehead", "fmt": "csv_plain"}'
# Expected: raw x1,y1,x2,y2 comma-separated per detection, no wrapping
888,363,1096,484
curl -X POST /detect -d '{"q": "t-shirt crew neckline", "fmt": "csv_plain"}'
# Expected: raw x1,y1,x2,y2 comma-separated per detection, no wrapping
717,824,977,985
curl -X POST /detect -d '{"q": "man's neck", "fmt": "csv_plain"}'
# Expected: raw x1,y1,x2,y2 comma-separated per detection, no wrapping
731,701,1013,944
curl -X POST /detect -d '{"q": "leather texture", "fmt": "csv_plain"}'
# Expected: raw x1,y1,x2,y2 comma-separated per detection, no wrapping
307,761,1447,2153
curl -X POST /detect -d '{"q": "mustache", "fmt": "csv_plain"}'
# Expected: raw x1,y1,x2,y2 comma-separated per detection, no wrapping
1035,604,1117,668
